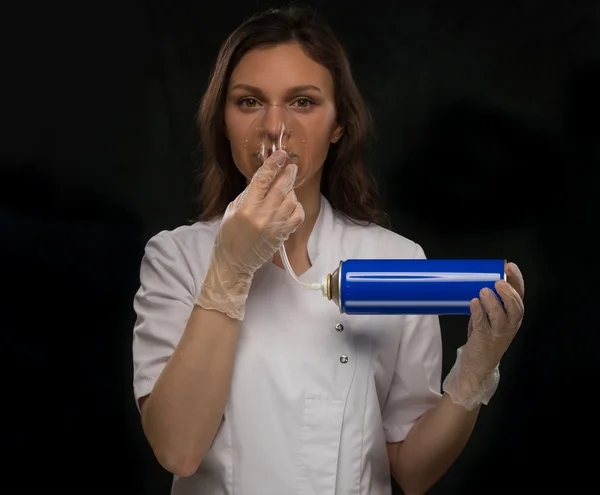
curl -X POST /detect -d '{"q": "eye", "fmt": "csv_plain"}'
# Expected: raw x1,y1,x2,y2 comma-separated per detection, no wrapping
238,97,261,109
291,97,315,110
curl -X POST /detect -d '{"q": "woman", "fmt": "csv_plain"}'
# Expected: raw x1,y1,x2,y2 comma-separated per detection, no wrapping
132,5,525,495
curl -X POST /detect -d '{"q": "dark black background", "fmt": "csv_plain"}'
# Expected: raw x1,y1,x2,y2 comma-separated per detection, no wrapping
2,0,599,493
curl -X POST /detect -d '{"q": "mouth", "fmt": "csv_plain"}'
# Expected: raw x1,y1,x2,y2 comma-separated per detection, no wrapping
255,150,299,162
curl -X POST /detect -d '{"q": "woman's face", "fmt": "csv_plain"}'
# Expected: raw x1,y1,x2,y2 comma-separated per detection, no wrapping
224,42,342,190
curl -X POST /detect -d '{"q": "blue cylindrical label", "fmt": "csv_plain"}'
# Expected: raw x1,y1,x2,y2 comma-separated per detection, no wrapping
339,259,505,315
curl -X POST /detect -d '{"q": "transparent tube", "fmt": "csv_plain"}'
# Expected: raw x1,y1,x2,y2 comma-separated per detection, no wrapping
278,244,326,294
237,106,328,294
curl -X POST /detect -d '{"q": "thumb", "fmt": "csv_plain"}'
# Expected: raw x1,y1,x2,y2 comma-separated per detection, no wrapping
246,149,289,202
221,186,248,225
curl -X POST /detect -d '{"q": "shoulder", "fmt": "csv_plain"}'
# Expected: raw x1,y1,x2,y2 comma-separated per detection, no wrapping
140,217,222,278
333,213,426,260
145,217,220,254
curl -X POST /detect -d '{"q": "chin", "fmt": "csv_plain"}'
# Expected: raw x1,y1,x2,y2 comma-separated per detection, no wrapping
293,171,321,191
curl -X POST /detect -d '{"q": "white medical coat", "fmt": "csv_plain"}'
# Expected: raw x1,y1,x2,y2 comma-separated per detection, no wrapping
132,195,443,495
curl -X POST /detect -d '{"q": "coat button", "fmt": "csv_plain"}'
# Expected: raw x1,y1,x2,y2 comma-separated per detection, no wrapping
340,355,349,364
335,323,344,332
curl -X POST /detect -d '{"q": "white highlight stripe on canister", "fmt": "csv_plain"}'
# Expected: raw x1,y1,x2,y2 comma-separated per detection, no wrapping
346,272,502,282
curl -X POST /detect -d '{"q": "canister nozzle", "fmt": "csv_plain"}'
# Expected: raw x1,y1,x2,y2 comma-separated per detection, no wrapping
327,262,342,312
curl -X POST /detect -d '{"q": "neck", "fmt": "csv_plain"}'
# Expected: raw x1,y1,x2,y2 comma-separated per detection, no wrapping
285,181,321,251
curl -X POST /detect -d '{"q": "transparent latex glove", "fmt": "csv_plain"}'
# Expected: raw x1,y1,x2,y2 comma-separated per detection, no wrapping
443,262,525,410
196,149,305,320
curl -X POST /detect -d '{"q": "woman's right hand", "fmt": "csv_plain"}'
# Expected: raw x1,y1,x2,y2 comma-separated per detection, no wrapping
196,149,305,320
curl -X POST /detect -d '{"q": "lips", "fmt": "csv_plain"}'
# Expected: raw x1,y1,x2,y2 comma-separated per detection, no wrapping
253,149,299,162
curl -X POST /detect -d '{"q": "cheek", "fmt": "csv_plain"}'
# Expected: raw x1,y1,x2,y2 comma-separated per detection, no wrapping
225,112,253,177
304,117,335,170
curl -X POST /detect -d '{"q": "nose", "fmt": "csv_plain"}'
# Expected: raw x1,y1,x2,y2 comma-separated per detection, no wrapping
261,105,289,144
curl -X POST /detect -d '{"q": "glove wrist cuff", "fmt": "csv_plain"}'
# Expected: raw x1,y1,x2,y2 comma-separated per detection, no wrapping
195,265,253,321
442,345,500,411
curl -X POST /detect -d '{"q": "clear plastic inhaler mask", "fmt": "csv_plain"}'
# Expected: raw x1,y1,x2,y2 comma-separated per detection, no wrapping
241,104,328,295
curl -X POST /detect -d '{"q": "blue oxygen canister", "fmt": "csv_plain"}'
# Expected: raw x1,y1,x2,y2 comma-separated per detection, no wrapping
325,259,506,315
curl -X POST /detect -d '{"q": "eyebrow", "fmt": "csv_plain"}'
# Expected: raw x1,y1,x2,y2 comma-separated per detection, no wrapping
229,83,322,95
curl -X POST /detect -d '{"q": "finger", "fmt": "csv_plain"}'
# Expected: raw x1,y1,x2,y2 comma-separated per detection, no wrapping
246,149,289,202
230,185,250,211
495,279,524,329
469,297,489,336
264,163,297,207
280,202,305,234
478,287,508,335
467,313,474,340
278,190,298,221
505,262,525,301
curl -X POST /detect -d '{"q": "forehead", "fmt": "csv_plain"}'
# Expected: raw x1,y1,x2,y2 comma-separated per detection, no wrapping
228,42,334,94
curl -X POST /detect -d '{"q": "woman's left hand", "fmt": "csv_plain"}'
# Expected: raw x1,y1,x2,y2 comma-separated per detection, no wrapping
443,261,525,410
462,261,525,380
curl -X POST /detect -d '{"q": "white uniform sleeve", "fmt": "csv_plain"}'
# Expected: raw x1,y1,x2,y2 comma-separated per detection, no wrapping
132,232,196,412
381,243,443,443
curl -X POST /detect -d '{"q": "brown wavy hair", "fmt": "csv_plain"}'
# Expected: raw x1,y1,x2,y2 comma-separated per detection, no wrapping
196,5,388,227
